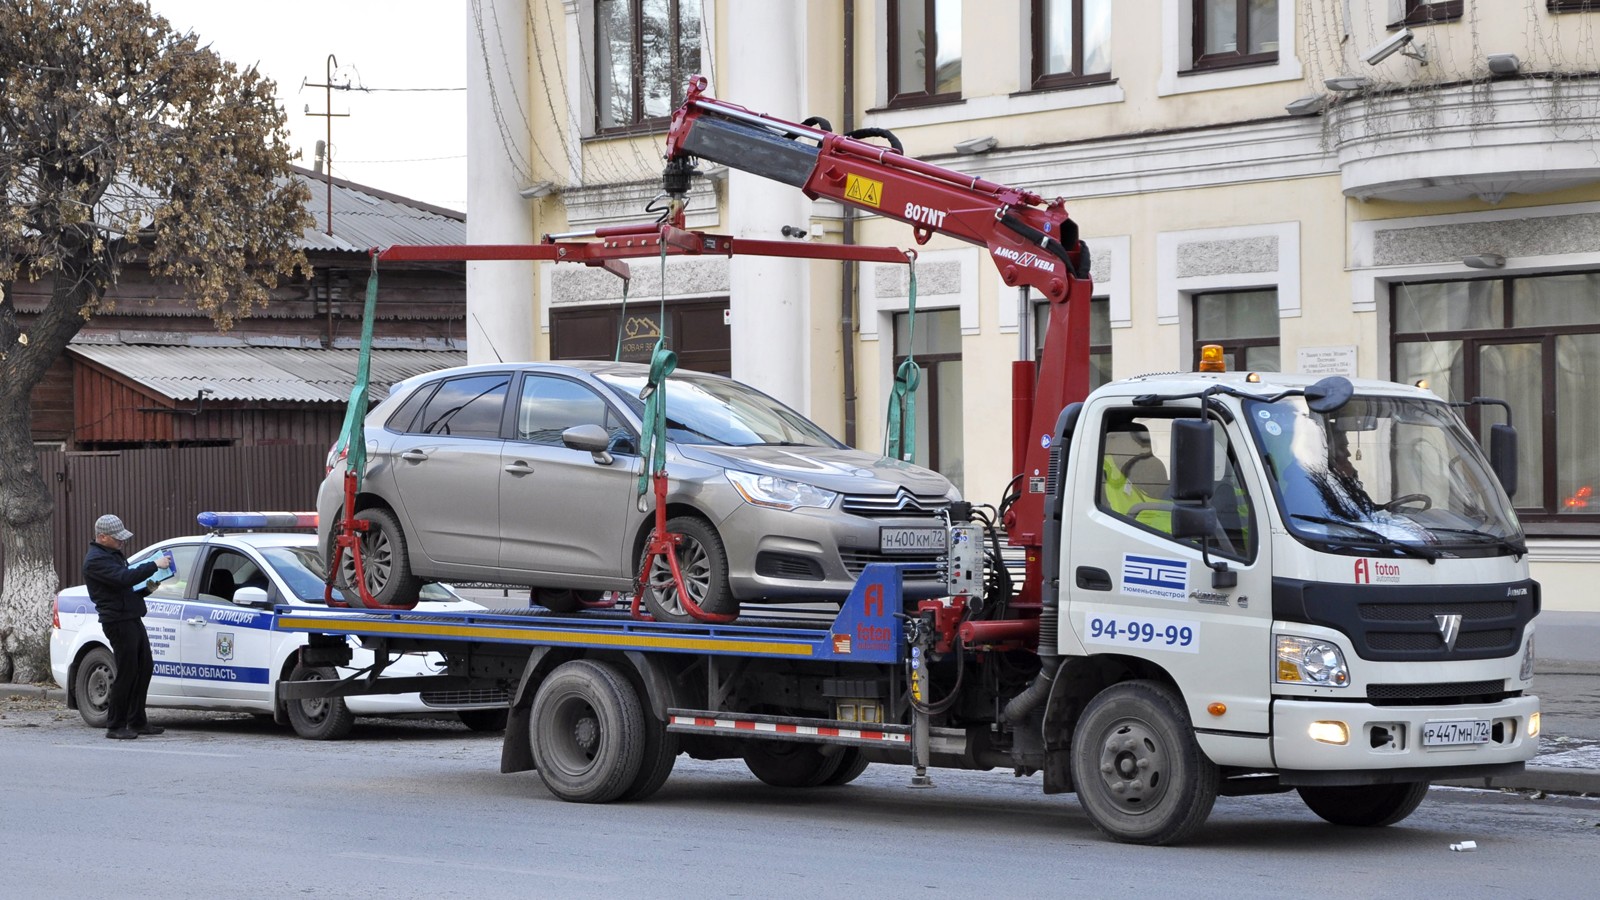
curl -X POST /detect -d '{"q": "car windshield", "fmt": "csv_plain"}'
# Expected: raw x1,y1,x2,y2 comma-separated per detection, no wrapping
1243,394,1524,556
259,546,461,604
598,371,843,448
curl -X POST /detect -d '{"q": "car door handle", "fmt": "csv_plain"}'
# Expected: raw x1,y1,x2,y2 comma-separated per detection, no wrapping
401,449,430,462
1076,567,1113,591
504,461,534,475
186,616,208,626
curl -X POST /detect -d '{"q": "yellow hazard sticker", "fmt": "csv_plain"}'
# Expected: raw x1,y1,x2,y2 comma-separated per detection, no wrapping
845,173,883,208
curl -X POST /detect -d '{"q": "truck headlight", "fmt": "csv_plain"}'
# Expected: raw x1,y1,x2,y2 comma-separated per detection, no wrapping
726,470,838,511
1520,634,1535,682
1276,635,1350,687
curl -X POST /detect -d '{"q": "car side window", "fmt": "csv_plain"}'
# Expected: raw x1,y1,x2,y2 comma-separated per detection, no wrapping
414,374,510,438
386,382,437,433
1096,413,1256,561
199,550,269,605
139,544,199,601
516,375,630,448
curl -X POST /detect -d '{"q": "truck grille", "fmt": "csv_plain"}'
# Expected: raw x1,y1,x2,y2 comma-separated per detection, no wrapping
1366,679,1512,705
1272,577,1537,663
840,489,949,519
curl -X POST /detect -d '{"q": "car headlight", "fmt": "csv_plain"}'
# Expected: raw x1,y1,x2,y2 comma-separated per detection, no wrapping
726,470,838,511
1520,634,1536,682
1276,635,1350,687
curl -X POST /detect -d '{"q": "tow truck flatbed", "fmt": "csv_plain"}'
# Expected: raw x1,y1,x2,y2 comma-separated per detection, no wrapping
276,563,914,665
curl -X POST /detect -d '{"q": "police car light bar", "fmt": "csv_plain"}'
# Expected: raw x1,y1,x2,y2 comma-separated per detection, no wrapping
198,511,319,530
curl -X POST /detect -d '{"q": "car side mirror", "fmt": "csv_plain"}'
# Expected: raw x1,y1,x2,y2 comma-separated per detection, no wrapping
562,423,614,465
233,586,271,609
1170,418,1216,502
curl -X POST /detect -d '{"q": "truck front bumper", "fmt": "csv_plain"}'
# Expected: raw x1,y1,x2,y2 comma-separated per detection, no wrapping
1271,694,1539,773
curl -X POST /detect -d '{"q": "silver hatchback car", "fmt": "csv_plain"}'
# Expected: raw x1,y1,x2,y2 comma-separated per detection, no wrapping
317,361,957,621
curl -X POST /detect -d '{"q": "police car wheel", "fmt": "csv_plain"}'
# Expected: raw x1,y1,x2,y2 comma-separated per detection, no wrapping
285,662,356,740
530,659,645,803
74,646,116,729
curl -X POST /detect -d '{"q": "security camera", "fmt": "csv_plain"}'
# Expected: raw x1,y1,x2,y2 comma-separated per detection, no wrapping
1364,28,1424,66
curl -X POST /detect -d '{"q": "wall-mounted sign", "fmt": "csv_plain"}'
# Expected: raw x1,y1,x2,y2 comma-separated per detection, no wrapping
618,313,663,362
1296,345,1357,377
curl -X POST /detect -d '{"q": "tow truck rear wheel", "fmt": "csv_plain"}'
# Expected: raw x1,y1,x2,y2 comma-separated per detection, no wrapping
743,741,847,787
1070,680,1219,846
73,646,116,728
331,506,421,609
530,660,645,803
284,662,356,740
618,715,679,802
640,516,736,623
1297,781,1430,827
821,748,870,786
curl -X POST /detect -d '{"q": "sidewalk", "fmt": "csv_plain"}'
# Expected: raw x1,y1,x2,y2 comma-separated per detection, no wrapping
10,612,1597,795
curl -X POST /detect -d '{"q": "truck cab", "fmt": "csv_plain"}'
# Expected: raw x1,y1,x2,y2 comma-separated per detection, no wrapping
1054,368,1539,830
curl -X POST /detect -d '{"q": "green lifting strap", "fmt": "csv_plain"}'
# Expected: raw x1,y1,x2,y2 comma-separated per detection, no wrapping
636,244,675,497
335,254,382,486
885,258,920,462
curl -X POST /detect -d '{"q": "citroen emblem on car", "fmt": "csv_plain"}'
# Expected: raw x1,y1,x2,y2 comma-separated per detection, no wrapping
1435,614,1463,652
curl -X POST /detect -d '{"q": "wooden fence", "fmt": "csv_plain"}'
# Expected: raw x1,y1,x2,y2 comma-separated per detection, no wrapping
3,445,326,588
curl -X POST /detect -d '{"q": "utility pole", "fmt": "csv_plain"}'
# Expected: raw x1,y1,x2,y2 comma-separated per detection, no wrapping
304,54,350,237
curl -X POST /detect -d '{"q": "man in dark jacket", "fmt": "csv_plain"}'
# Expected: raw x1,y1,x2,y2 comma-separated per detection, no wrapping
83,514,172,740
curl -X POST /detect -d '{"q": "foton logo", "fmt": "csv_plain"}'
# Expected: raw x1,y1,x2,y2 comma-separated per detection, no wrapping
1353,559,1402,584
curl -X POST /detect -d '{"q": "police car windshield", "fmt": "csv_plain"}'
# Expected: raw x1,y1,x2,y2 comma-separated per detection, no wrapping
259,546,459,604
1243,394,1522,556
599,372,842,448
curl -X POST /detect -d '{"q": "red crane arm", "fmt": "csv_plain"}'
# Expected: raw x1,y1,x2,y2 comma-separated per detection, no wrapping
663,76,1095,610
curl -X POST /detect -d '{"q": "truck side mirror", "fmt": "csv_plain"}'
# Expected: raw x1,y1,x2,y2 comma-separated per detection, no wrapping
1489,423,1517,499
1170,505,1219,540
1170,418,1215,502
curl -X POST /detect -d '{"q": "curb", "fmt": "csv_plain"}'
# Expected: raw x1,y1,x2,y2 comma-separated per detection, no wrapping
2,682,65,702
1438,766,1600,796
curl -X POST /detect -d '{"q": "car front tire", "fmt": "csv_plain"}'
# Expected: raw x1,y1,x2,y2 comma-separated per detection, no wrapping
331,507,422,609
639,516,736,623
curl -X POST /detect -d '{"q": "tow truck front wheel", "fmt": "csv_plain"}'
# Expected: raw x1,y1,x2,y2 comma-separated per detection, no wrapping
1070,680,1219,846
530,660,645,803
1298,782,1430,827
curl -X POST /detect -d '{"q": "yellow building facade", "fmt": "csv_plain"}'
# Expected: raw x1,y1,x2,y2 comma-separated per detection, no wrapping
466,0,1600,610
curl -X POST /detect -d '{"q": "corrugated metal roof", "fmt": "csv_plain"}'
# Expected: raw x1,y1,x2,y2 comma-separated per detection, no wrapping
69,344,466,403
292,168,467,253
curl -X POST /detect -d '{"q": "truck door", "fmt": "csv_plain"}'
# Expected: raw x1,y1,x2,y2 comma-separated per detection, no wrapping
1064,407,1274,736
499,373,635,579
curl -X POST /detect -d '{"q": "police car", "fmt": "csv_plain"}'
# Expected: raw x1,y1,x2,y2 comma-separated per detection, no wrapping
50,512,509,739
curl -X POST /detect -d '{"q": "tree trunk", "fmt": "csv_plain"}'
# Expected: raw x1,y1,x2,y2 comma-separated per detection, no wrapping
1,255,95,683
0,404,59,684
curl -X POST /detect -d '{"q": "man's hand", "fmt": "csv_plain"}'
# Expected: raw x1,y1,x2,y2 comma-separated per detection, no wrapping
156,551,174,571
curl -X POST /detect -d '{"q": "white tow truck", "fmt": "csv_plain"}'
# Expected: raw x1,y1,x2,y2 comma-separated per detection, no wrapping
279,85,1540,844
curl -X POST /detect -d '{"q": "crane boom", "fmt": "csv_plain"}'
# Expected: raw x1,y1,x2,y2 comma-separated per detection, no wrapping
663,76,1095,609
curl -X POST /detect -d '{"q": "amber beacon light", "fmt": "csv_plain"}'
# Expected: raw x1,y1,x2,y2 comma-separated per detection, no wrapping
1198,344,1226,373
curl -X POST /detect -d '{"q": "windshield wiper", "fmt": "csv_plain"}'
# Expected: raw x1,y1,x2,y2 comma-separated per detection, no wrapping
1424,526,1527,556
665,419,729,445
1290,514,1443,561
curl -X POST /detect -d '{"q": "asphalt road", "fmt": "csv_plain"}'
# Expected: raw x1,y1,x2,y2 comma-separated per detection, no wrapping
4,695,1598,899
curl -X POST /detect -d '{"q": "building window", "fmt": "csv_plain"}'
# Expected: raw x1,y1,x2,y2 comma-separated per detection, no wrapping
1192,0,1278,71
1398,1,1463,25
893,309,963,492
1034,297,1112,389
1392,274,1600,524
888,0,962,106
1194,289,1279,372
1032,0,1113,90
595,0,702,133
1548,0,1596,11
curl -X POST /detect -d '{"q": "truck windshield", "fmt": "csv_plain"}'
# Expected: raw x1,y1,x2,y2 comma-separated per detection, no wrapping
1243,395,1523,556
598,371,843,448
